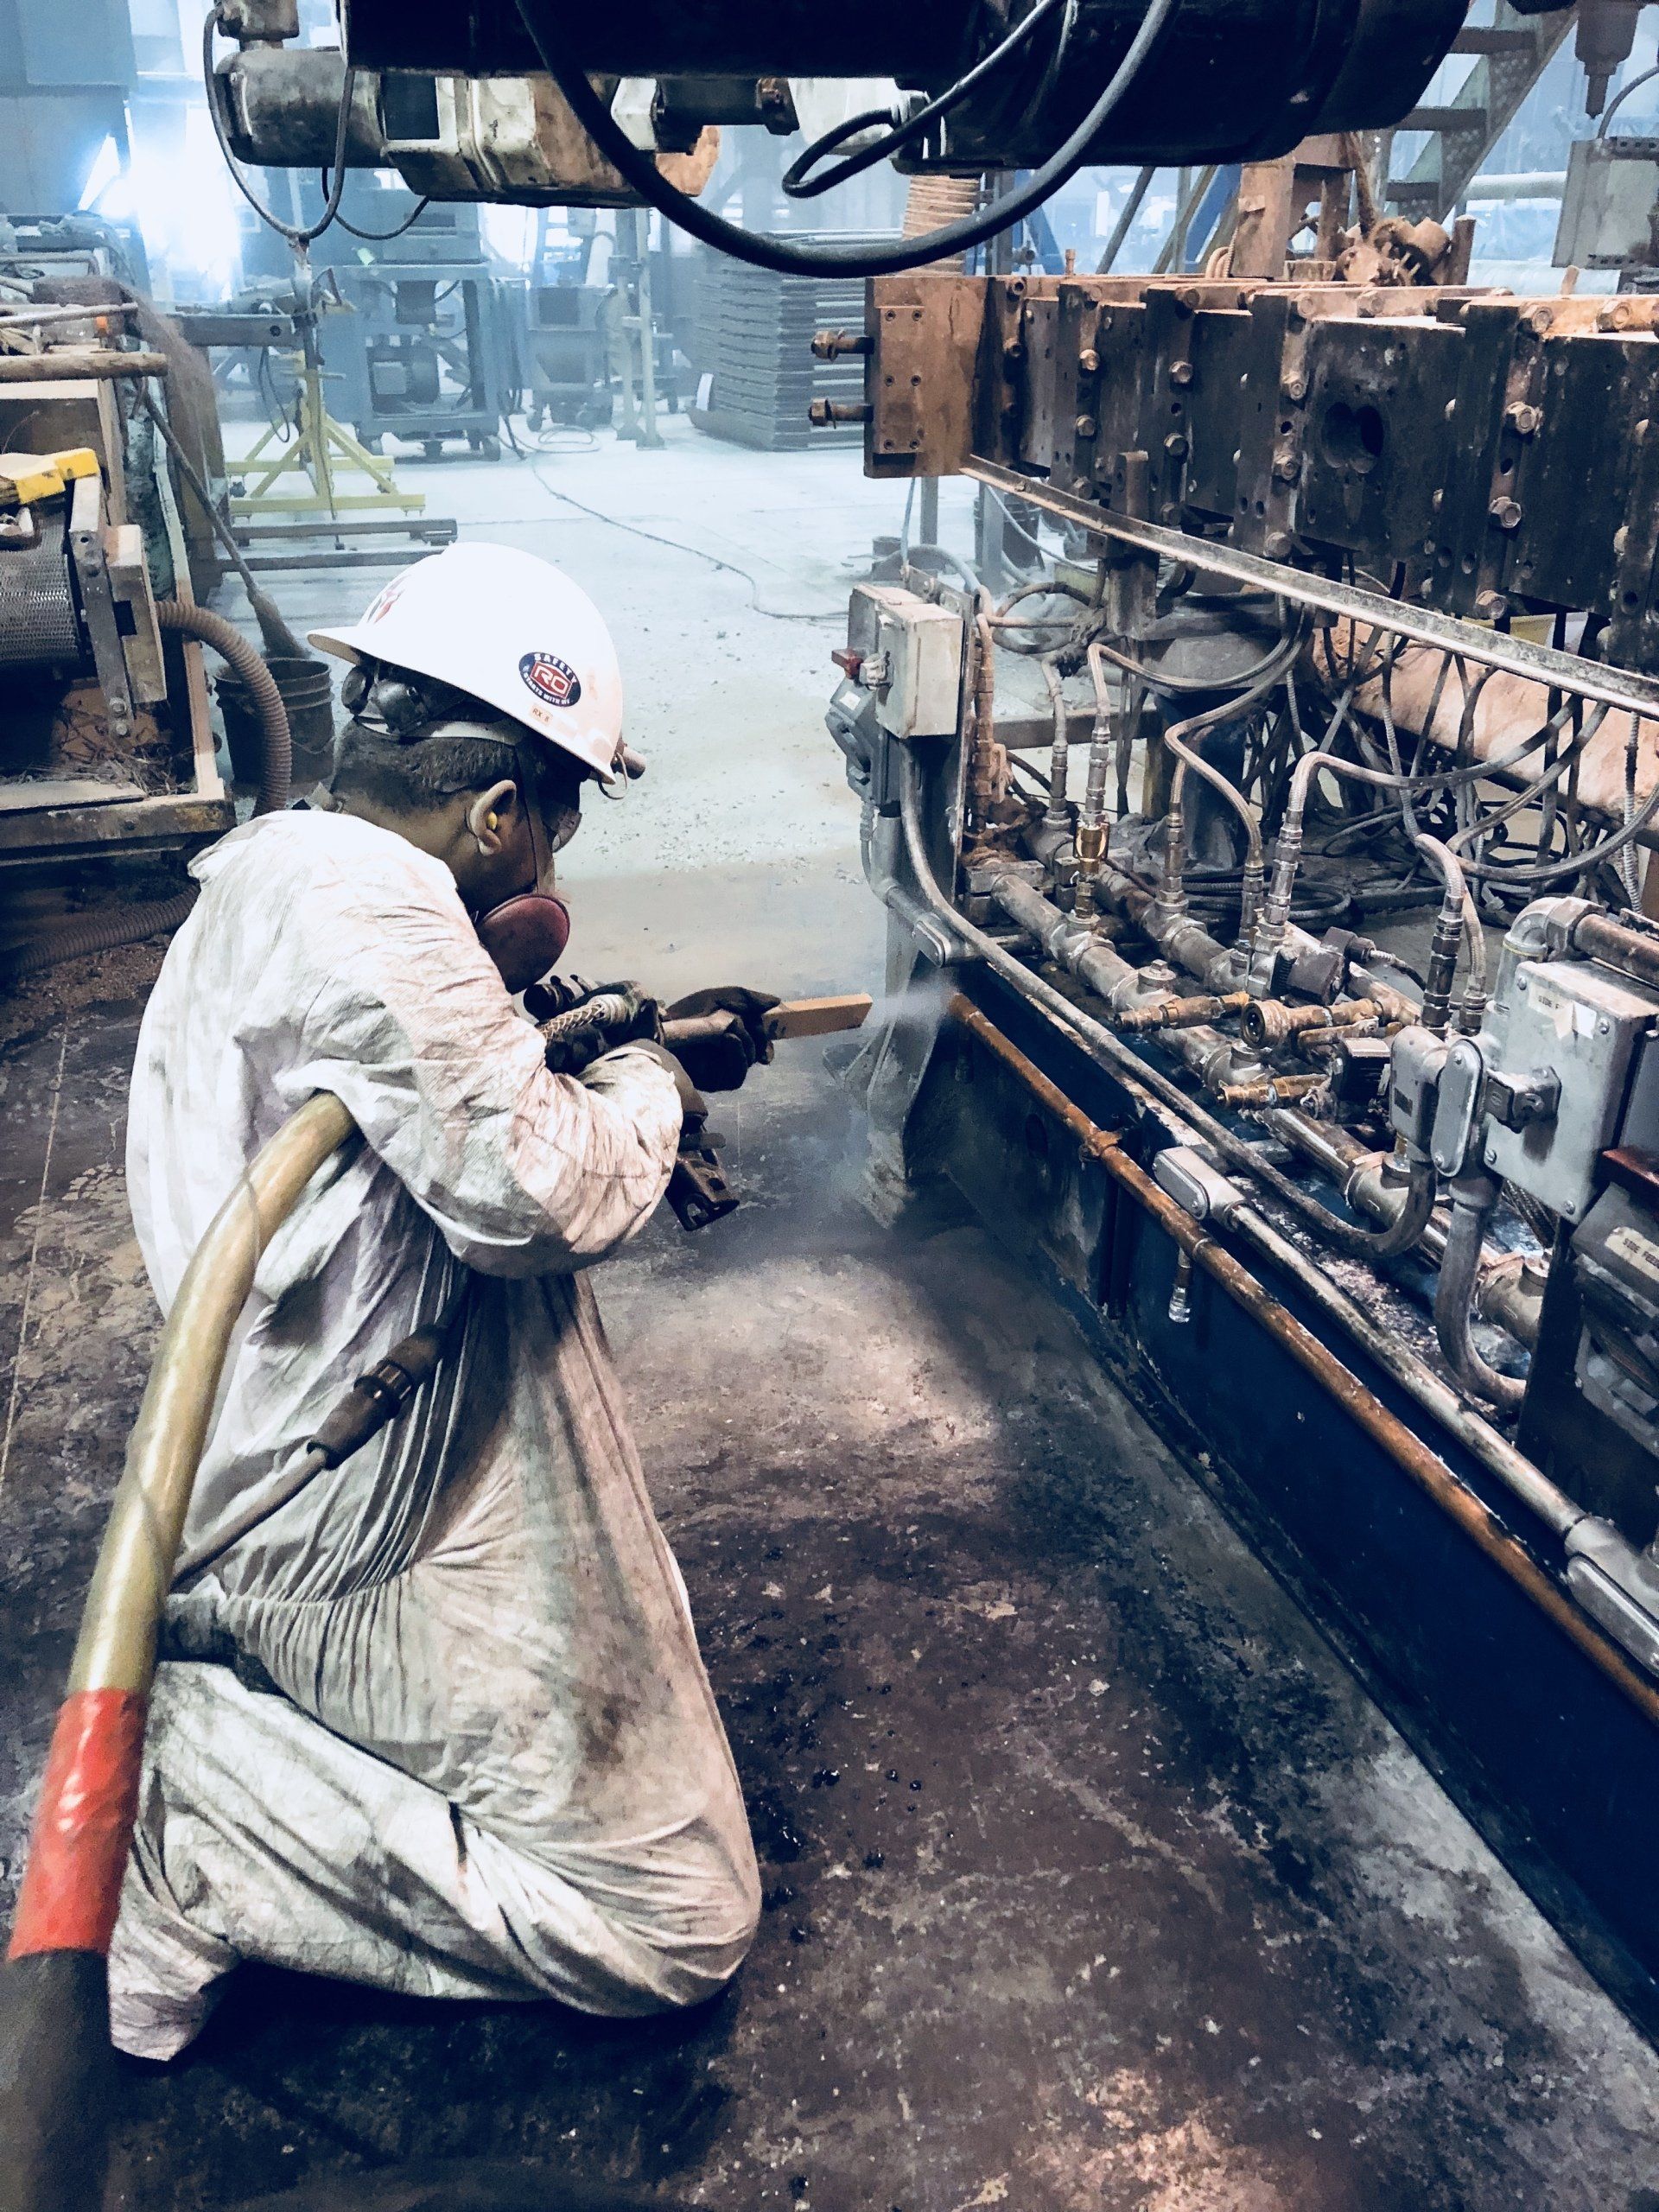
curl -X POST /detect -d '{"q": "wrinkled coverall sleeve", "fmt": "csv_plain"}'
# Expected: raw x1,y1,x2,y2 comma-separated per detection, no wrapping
279,876,683,1277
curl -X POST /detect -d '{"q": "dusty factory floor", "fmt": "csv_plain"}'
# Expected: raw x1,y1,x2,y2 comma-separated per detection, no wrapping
4,420,1659,2210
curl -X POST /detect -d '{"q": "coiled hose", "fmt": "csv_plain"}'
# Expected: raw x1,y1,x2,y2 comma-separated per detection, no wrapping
3,601,291,983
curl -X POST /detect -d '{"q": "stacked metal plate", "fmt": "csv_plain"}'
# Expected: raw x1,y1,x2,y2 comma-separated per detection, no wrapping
688,237,880,451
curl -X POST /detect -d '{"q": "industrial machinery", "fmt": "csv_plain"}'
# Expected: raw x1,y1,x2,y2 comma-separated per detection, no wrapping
319,200,518,459
203,0,1464,229
0,335,233,923
817,256,1659,2037
181,0,1659,2050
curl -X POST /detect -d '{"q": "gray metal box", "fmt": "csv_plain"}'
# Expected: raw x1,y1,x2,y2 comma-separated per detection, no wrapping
1555,136,1659,270
846,584,964,741
1482,958,1659,1223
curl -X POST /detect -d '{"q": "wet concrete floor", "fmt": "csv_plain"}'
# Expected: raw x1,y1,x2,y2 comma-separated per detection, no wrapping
3,423,1658,2208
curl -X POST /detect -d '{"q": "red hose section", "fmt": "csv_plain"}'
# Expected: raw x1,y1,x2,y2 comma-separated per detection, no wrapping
7,1691,149,1959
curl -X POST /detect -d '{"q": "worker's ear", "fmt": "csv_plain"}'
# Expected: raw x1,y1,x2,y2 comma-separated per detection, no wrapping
465,778,520,857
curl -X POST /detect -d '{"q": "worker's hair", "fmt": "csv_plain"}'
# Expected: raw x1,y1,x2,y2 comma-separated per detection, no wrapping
330,700,586,834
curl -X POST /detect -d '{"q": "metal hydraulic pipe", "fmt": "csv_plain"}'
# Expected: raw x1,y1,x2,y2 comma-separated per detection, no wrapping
1040,655,1071,830
898,757,1433,1262
991,863,1433,1255
1572,906,1659,989
1435,1173,1528,1414
1265,1112,1543,1349
1074,643,1117,918
945,994,1659,1731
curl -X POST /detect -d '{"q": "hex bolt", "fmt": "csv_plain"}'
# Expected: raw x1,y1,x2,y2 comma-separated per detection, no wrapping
1475,589,1507,620
1265,528,1294,558
1075,414,1098,439
1271,444,1300,485
810,327,870,360
1078,346,1100,373
1164,431,1189,459
1169,359,1195,388
1504,400,1541,436
1282,371,1308,402
1489,495,1522,531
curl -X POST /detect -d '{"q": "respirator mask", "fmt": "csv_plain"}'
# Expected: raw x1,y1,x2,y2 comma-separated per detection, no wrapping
341,659,576,995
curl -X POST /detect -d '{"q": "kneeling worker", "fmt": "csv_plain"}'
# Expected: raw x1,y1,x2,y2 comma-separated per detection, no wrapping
111,543,761,2058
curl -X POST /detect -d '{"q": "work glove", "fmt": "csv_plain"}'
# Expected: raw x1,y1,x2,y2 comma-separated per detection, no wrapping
662,985,781,1093
523,972,598,1024
541,981,662,1077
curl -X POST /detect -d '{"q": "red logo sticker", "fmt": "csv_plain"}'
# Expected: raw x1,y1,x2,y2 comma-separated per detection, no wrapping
519,652,582,708
365,575,408,625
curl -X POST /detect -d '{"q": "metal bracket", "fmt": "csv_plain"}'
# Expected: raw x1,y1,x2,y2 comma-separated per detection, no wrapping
67,472,130,738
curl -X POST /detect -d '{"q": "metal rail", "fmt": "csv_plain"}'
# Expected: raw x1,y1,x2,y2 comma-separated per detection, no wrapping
966,457,1659,721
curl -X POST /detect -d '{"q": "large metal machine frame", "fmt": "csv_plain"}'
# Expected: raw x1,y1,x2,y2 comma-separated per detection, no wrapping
825,266,1659,2040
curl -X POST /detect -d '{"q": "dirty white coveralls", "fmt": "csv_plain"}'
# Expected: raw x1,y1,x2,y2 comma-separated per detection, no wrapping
110,807,760,2059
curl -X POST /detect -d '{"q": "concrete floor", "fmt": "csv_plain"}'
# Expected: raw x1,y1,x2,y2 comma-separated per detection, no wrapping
3,419,1659,2209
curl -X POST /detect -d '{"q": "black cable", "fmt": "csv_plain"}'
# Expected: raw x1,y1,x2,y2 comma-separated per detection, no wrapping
203,9,353,248
782,0,1068,200
525,457,839,621
507,0,1181,278
321,175,432,241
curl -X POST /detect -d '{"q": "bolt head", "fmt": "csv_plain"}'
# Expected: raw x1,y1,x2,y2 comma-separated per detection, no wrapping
1164,432,1188,459
1169,359,1195,388
1282,372,1308,403
1489,496,1522,530
1078,346,1100,373
1075,414,1098,439
1504,400,1542,436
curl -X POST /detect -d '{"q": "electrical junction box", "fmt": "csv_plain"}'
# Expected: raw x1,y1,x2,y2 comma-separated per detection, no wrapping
1480,958,1659,1223
844,584,964,741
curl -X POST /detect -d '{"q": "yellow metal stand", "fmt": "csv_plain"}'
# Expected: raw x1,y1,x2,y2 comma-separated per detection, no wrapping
229,336,424,521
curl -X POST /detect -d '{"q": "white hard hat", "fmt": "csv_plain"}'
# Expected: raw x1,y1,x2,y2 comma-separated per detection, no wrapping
309,543,625,781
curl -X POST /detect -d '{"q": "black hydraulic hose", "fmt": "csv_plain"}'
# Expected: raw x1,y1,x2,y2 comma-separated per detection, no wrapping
507,0,1182,278
782,0,1070,200
321,176,431,239
155,598,292,815
3,892,199,983
202,8,353,248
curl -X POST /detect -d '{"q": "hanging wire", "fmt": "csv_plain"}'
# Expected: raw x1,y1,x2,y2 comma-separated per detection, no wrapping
202,6,355,249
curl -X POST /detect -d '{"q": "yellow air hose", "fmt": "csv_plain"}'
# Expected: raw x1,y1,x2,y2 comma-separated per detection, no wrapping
1,1090,355,2212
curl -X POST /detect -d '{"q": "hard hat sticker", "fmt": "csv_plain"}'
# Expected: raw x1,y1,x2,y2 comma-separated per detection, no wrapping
519,652,582,709
365,574,408,625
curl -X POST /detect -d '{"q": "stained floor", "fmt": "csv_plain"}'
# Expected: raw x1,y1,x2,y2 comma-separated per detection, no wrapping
3,422,1658,2210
